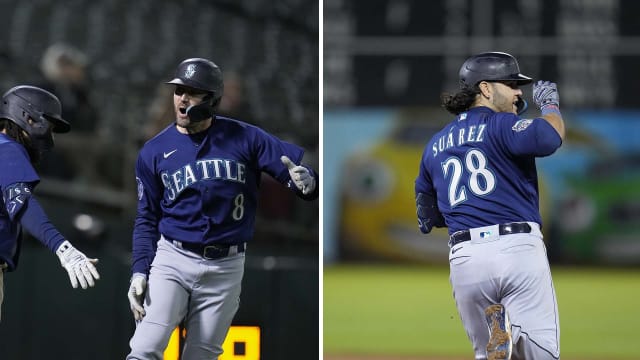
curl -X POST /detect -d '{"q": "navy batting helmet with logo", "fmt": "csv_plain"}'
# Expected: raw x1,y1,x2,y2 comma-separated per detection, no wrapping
459,52,532,89
0,85,69,151
167,58,224,102
167,58,224,122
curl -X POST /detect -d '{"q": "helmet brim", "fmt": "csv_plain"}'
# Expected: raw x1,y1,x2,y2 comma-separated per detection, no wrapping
44,114,71,133
485,73,533,85
512,73,533,85
166,78,211,93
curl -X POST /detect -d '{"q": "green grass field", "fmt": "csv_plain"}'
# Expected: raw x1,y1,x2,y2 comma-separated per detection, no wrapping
324,264,640,359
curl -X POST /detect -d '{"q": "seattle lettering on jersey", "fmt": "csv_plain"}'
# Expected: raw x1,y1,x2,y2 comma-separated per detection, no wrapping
432,123,487,158
161,158,246,201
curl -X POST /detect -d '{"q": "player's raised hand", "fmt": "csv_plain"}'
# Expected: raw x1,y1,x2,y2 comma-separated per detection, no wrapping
127,273,147,321
55,240,100,289
532,80,559,110
281,156,316,195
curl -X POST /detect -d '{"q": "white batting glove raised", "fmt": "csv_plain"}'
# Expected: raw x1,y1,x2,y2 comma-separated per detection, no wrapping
127,273,147,321
55,240,100,289
281,156,316,195
533,80,560,110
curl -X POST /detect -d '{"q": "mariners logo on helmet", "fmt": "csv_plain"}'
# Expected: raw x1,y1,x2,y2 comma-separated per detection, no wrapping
184,64,196,79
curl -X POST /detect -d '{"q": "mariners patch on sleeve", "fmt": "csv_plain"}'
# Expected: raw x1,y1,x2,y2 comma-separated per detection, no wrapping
512,119,533,132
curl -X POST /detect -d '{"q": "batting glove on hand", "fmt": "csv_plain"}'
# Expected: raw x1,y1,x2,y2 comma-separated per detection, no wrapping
127,273,147,321
281,156,316,195
55,240,100,289
533,80,560,110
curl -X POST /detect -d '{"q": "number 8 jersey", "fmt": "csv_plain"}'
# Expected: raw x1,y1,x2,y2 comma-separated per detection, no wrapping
415,106,562,234
132,116,306,274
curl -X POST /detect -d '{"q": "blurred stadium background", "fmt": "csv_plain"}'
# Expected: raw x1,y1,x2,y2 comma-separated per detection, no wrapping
324,0,640,359
0,1,318,359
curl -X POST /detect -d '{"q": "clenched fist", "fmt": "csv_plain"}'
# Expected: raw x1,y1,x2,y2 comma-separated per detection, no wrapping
533,80,559,110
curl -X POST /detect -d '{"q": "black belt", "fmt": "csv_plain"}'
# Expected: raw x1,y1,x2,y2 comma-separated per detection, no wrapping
449,222,532,247
172,240,245,260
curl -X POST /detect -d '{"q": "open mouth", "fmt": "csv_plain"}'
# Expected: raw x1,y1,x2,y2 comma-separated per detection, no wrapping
179,107,187,114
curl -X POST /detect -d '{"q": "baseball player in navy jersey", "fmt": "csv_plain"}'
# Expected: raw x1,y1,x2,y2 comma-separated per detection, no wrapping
415,52,565,360
126,57,318,359
0,85,100,321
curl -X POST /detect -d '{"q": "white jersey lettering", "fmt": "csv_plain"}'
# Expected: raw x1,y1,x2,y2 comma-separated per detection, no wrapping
161,158,248,200
432,125,487,158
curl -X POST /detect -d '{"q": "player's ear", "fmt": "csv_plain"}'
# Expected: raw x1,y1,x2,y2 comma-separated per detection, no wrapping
478,81,492,99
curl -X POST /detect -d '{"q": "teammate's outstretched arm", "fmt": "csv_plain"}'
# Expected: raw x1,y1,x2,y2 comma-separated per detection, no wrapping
6,183,100,289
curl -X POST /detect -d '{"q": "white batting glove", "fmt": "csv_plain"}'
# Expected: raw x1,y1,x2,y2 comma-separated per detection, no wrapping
281,156,316,195
533,80,560,110
127,273,147,321
55,240,100,289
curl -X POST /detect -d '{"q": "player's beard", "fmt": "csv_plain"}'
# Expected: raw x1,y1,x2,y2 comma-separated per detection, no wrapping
175,116,190,128
493,91,517,114
175,116,212,134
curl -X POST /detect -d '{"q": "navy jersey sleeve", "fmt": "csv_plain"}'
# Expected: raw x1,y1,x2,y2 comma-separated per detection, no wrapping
415,150,436,196
251,126,306,184
16,195,66,252
132,148,163,275
497,115,562,157
0,141,40,190
1,141,40,220
1,140,63,254
250,127,319,200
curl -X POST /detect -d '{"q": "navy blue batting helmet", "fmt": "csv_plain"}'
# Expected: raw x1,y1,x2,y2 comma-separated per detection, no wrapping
167,58,224,104
459,52,532,89
0,85,69,151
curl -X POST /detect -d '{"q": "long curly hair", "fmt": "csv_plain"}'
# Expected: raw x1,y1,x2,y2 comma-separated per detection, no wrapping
441,87,480,115
0,119,40,164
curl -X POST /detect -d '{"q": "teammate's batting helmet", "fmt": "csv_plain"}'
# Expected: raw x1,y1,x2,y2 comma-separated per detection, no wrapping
167,58,224,122
459,52,532,89
0,85,70,151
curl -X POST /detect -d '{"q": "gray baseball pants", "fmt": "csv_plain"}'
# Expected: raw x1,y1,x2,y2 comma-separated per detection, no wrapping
127,238,245,360
449,222,560,360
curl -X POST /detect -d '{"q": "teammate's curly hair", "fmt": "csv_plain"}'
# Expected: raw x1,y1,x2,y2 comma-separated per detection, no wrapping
441,87,480,115
0,119,41,163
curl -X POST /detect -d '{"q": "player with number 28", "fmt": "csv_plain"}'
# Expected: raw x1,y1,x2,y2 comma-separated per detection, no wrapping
415,52,564,360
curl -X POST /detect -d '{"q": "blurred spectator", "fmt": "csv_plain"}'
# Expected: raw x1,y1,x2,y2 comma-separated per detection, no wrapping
216,70,253,123
38,43,99,133
139,83,174,144
36,43,101,182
